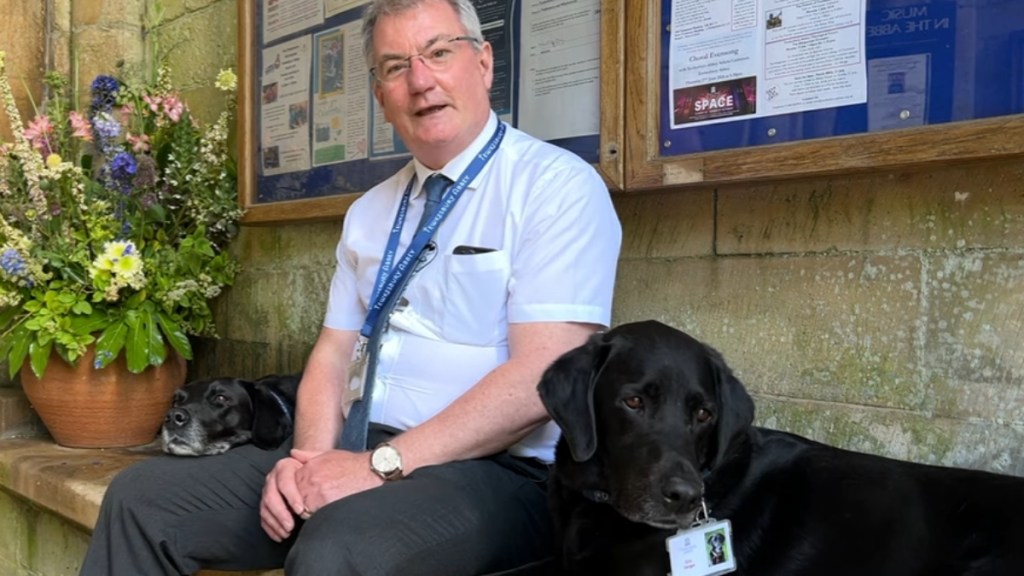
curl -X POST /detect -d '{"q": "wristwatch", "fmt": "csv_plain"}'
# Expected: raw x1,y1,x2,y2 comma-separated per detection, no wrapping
369,442,404,481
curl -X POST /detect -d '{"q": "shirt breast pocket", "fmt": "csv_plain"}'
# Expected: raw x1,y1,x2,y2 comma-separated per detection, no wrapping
443,249,510,346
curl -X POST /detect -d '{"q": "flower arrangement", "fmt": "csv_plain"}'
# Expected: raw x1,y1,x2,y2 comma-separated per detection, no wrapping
0,51,243,379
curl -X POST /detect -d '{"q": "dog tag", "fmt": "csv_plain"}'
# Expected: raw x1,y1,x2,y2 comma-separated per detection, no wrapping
666,518,737,576
342,337,369,411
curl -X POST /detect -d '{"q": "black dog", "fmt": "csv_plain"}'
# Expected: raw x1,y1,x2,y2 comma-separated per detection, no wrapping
538,320,1024,576
161,373,301,456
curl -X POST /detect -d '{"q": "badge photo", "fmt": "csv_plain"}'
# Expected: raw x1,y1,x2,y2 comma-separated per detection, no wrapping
666,518,737,576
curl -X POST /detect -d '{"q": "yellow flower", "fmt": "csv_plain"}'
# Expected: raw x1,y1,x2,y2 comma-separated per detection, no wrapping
102,240,132,259
45,153,62,169
91,240,135,273
112,253,142,276
215,69,237,92
92,254,114,272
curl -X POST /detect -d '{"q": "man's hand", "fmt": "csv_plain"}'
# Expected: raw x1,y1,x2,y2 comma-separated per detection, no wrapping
260,456,308,542
290,448,384,513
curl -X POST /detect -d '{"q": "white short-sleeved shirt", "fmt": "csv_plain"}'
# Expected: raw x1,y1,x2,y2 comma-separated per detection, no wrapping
324,113,621,462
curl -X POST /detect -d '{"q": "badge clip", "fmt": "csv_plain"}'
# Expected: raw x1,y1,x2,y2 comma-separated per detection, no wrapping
342,336,370,409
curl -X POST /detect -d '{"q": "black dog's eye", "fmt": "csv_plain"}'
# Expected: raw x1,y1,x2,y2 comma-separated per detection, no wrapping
213,394,230,406
623,396,644,411
695,408,713,423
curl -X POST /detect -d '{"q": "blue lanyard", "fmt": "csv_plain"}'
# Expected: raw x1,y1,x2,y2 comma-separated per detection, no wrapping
361,121,506,338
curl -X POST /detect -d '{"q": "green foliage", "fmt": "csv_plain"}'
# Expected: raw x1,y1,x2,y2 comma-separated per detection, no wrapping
0,52,241,378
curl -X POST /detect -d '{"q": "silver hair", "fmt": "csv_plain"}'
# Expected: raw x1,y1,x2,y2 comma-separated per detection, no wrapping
361,0,484,71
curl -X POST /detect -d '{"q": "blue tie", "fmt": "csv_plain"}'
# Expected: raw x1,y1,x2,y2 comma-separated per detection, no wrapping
418,173,448,228
339,174,451,451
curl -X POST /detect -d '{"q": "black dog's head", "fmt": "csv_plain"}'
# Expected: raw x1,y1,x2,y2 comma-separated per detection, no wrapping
538,320,754,529
161,373,301,456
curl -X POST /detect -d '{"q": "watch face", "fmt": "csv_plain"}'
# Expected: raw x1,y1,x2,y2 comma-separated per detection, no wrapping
372,444,401,474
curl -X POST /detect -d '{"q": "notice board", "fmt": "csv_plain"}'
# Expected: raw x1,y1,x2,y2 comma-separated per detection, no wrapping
625,0,1024,189
237,0,619,224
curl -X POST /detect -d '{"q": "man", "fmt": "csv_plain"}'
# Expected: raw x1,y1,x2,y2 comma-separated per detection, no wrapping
80,0,620,574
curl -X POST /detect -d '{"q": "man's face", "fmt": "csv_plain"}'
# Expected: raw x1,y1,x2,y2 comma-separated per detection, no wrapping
371,0,494,169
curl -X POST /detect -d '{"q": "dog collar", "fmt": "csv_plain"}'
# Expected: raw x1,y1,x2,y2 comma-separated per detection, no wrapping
582,489,610,503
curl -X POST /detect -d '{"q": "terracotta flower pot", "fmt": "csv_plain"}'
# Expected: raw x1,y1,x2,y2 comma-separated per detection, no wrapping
20,346,187,448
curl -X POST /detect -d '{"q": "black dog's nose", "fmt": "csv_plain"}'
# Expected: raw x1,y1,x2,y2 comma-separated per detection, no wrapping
166,408,191,428
661,477,701,512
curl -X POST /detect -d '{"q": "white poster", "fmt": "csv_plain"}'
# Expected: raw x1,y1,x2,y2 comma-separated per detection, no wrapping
867,54,929,132
311,22,371,166
668,0,867,129
325,0,367,19
260,37,313,175
518,0,601,141
263,0,324,44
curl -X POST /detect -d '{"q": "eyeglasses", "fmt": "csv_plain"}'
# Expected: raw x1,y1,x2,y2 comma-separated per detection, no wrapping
371,36,481,83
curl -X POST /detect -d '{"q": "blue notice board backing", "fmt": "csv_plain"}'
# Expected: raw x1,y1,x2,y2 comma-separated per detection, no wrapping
659,0,1024,158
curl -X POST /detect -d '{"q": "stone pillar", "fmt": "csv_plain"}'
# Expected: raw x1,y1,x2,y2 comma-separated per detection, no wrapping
0,0,46,141
65,0,148,108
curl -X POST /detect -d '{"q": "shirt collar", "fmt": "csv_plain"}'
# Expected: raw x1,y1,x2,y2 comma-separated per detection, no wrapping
411,112,499,198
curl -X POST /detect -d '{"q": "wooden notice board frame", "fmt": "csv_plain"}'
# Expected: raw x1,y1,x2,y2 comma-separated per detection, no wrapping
625,1,1024,191
237,0,625,225
236,1,358,224
597,0,625,191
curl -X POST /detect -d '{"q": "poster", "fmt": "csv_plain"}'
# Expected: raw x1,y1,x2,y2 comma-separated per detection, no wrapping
260,37,313,175
668,0,867,129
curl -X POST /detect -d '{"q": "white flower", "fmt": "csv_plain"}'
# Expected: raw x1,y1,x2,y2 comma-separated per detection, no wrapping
215,69,237,91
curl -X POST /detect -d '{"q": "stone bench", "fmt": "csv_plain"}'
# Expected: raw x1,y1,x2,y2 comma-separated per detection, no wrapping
0,437,282,576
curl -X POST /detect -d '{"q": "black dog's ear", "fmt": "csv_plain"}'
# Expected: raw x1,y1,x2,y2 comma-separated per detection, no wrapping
538,332,614,462
705,344,755,468
250,375,298,450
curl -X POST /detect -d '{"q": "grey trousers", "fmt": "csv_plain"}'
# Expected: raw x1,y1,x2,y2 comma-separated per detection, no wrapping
79,427,553,576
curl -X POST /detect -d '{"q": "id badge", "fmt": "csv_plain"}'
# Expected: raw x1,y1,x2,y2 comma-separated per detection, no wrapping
666,518,737,576
342,336,369,411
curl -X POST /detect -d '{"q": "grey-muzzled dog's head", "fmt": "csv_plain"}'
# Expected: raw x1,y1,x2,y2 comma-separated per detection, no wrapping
161,373,301,456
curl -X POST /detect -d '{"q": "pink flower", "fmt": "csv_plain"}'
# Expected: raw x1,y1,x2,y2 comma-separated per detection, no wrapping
163,95,184,123
143,94,163,114
69,111,93,142
126,132,150,153
23,115,54,152
118,102,135,126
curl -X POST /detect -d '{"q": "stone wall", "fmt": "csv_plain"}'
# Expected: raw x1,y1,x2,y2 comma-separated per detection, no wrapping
0,486,90,576
155,0,239,123
197,221,340,377
0,3,45,146
0,0,234,139
612,159,1024,475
